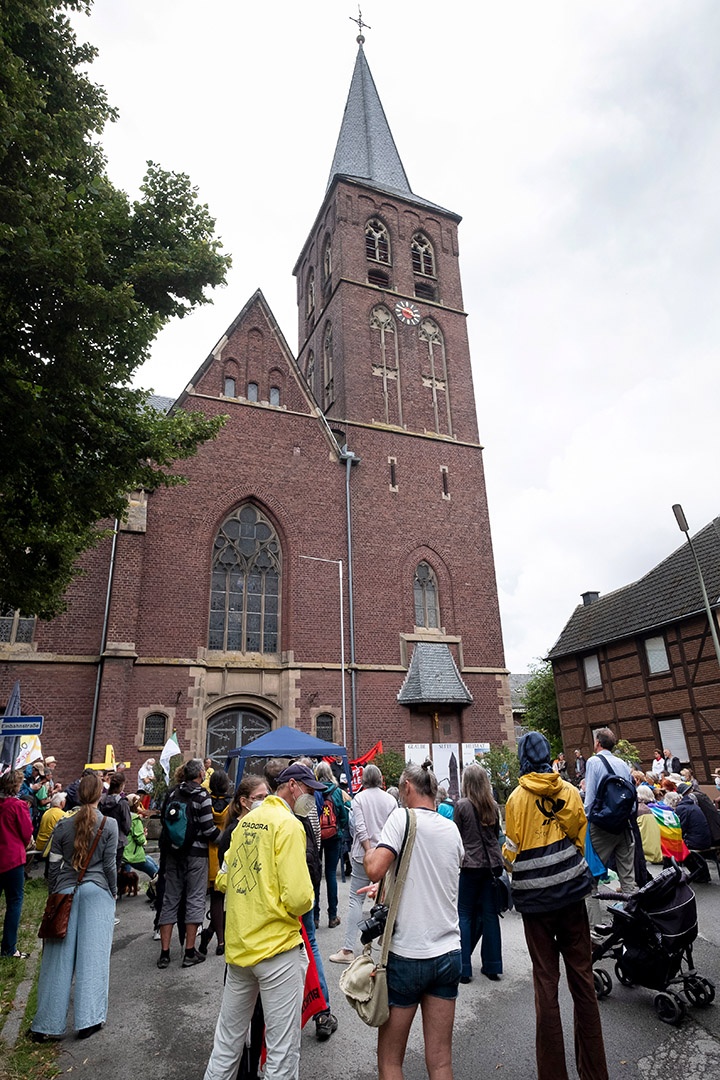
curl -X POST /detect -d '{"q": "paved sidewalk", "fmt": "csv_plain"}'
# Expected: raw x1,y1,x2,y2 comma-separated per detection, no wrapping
38,875,720,1080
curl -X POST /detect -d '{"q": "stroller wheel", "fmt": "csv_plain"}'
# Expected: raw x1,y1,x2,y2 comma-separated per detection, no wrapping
684,976,715,1008
654,991,686,1025
614,961,633,987
593,969,612,999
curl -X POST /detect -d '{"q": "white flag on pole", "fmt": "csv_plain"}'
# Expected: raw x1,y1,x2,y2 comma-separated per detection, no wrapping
160,732,180,783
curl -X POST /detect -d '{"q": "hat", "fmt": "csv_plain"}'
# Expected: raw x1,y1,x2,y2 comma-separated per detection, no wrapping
44,756,57,765
668,773,684,785
517,732,553,776
275,763,324,791
677,782,692,797
33,762,45,776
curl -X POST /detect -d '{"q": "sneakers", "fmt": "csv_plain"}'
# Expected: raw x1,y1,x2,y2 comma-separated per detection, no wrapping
315,1012,338,1041
152,929,161,941
328,917,341,928
182,949,206,968
216,942,225,955
157,953,171,969
329,949,354,964
198,929,211,956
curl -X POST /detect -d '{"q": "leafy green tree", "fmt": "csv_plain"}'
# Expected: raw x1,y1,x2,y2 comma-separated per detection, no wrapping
614,739,641,767
480,744,520,805
374,750,406,789
0,1,231,617
520,660,563,756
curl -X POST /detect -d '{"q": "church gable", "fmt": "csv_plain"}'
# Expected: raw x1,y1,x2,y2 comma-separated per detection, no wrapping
187,291,314,415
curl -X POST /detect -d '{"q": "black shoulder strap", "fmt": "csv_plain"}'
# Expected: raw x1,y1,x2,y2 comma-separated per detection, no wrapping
599,755,614,777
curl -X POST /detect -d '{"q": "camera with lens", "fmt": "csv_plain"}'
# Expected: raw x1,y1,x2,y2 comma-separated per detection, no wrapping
359,903,389,944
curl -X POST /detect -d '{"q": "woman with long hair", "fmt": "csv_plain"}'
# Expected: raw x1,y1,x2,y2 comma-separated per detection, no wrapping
453,763,504,983
216,774,269,865
30,772,118,1042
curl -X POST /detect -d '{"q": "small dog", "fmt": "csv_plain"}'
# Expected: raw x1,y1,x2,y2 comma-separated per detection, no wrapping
117,868,139,898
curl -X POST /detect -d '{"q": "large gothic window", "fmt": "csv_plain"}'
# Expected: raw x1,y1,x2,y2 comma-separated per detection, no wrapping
414,562,440,629
418,318,452,436
323,322,334,410
365,218,391,264
0,609,35,645
209,505,281,653
370,305,402,426
412,233,435,277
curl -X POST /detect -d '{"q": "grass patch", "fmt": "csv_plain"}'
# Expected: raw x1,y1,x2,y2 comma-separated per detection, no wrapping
0,874,60,1079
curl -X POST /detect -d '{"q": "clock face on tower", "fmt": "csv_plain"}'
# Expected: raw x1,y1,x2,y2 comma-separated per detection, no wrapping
395,300,421,325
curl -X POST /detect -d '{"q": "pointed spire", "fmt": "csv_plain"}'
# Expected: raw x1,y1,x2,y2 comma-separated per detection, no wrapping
326,44,412,196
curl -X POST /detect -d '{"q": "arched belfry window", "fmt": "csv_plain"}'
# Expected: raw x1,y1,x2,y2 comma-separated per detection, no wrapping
306,268,315,318
322,235,332,287
412,233,435,277
418,318,452,436
365,218,391,264
414,562,439,629
323,322,334,410
209,505,281,653
370,305,402,426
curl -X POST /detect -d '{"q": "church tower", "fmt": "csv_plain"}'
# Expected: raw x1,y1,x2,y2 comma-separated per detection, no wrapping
294,41,479,443
292,38,512,756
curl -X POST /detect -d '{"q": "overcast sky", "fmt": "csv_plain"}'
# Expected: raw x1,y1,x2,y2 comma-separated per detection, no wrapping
74,0,720,673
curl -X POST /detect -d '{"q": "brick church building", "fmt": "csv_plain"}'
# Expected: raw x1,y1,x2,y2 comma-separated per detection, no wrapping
0,41,512,779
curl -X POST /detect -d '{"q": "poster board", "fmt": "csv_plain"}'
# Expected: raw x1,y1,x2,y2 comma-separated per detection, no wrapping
432,743,461,800
404,743,430,765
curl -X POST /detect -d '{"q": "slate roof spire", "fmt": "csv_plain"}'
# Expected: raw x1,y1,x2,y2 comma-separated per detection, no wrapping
326,42,412,196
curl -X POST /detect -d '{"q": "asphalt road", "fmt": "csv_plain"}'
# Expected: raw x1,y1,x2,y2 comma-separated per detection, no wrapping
53,871,720,1080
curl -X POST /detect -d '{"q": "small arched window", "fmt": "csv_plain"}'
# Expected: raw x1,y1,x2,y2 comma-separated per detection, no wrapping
143,712,167,747
316,713,335,743
247,382,258,402
224,376,236,397
209,504,281,653
414,562,439,629
269,386,280,406
412,233,435,277
365,218,391,264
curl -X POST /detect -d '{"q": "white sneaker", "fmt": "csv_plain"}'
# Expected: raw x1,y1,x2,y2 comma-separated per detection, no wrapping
152,929,161,940
329,949,354,964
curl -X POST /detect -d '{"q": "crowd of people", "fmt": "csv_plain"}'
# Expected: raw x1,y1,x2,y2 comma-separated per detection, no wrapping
1,733,720,1078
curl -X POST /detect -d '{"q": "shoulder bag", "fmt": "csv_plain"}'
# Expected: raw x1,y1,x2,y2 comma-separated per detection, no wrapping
339,808,417,1027
38,816,106,940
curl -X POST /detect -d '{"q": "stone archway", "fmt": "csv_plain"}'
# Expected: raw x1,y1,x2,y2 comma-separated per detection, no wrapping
206,707,271,781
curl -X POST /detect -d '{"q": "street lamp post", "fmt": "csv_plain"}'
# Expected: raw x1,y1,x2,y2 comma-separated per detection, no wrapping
672,504,720,669
299,556,347,749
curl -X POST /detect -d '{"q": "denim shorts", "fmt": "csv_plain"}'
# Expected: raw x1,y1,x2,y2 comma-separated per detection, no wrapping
387,950,462,1007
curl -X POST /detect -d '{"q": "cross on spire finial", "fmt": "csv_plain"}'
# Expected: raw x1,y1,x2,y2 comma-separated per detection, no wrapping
350,6,371,44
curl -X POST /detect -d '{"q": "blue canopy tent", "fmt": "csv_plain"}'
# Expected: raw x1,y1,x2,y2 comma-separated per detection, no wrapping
224,725,351,787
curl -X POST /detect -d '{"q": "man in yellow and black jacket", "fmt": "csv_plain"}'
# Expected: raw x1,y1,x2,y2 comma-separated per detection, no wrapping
503,732,608,1080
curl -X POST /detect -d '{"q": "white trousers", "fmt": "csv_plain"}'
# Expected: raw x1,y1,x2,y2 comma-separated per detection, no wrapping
203,944,308,1080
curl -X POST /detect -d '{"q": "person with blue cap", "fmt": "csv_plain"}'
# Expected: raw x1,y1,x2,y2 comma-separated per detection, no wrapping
503,732,608,1080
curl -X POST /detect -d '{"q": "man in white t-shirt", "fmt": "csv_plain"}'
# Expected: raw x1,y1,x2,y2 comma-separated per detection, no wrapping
365,763,464,1080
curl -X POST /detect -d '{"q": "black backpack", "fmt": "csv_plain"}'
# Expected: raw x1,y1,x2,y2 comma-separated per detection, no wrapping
588,756,637,834
299,814,322,890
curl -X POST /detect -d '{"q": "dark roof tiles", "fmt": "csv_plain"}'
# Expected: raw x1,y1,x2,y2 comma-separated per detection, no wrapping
397,642,473,705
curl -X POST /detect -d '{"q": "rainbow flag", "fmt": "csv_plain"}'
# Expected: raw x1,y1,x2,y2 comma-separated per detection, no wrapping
648,802,689,862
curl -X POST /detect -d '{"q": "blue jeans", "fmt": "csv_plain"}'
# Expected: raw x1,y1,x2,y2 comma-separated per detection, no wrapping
301,909,330,1011
314,836,340,921
0,863,25,956
458,868,503,978
123,856,158,879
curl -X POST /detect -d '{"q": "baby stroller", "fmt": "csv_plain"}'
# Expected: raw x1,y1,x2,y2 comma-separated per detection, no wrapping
591,862,715,1025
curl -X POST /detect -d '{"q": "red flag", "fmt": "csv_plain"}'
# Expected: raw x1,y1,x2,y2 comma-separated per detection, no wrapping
349,740,383,792
260,921,328,1067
